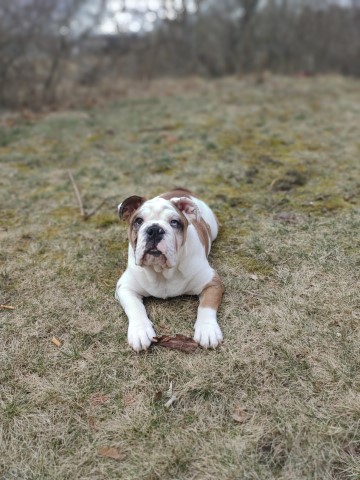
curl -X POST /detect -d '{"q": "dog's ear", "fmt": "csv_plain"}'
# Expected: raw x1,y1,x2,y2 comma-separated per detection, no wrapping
118,196,146,222
170,196,200,222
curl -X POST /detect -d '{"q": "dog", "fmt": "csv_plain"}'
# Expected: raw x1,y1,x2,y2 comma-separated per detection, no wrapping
115,188,224,352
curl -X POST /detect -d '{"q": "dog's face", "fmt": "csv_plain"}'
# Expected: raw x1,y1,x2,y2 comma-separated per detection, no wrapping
119,195,200,269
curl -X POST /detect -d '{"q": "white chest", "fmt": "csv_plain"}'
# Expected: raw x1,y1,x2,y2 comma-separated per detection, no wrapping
139,268,192,298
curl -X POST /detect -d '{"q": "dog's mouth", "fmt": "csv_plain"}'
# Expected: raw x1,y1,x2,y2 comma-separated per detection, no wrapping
135,233,174,269
136,238,176,270
141,246,168,270
146,248,162,257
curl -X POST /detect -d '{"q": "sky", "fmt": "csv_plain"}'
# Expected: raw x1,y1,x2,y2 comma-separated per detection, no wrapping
96,0,354,34
98,0,200,34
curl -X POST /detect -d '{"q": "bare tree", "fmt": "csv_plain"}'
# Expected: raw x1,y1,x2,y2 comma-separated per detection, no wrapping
0,0,107,108
0,0,359,109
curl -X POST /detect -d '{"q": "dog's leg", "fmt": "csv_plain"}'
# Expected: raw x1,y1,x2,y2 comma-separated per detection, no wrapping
194,272,224,348
117,287,156,352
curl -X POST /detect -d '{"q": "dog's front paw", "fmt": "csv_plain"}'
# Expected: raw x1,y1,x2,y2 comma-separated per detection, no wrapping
194,319,223,349
127,322,156,352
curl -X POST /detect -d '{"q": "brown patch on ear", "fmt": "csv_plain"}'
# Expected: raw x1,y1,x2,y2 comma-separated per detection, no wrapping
119,196,146,222
170,196,200,222
193,219,212,256
165,192,212,253
200,272,224,310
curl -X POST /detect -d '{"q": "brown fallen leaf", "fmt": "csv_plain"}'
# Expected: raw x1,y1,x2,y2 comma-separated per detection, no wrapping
91,393,110,406
88,416,99,431
164,135,178,144
231,406,247,423
51,336,62,347
155,390,163,401
98,446,127,461
152,334,198,353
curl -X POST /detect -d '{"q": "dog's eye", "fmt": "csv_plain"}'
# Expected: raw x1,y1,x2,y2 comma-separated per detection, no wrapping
170,219,181,228
134,218,143,226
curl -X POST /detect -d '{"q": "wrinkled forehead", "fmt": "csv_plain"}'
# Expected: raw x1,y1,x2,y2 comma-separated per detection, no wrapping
137,197,178,221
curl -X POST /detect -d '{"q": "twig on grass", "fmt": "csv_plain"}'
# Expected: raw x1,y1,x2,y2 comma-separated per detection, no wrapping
67,169,85,218
138,124,178,133
85,195,119,220
67,170,118,220
0,304,15,310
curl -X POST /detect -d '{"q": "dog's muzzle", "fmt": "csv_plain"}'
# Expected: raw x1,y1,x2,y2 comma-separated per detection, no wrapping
145,223,165,256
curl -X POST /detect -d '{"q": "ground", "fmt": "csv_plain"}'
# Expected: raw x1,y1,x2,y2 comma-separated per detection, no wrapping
0,75,359,480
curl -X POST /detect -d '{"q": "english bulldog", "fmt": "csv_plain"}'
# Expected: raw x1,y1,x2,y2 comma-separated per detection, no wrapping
115,188,224,352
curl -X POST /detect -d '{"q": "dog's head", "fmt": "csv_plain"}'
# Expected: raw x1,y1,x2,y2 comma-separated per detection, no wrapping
118,195,200,270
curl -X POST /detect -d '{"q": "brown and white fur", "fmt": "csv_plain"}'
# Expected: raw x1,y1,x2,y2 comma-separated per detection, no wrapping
115,189,224,352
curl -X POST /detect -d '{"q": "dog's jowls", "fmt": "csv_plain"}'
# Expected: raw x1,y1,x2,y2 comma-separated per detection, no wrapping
115,189,224,352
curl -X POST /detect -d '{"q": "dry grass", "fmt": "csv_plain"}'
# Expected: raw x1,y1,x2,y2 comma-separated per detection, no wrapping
0,75,359,479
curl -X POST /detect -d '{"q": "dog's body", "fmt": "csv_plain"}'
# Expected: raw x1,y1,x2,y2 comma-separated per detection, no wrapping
115,189,224,351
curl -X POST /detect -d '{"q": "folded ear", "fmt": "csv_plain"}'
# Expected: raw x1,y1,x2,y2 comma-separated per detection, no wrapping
171,196,200,222
118,195,146,222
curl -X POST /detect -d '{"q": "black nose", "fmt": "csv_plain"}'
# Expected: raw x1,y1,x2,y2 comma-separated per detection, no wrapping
146,225,165,240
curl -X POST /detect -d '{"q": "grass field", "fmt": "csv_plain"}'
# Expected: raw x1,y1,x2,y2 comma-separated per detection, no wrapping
1,75,359,479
